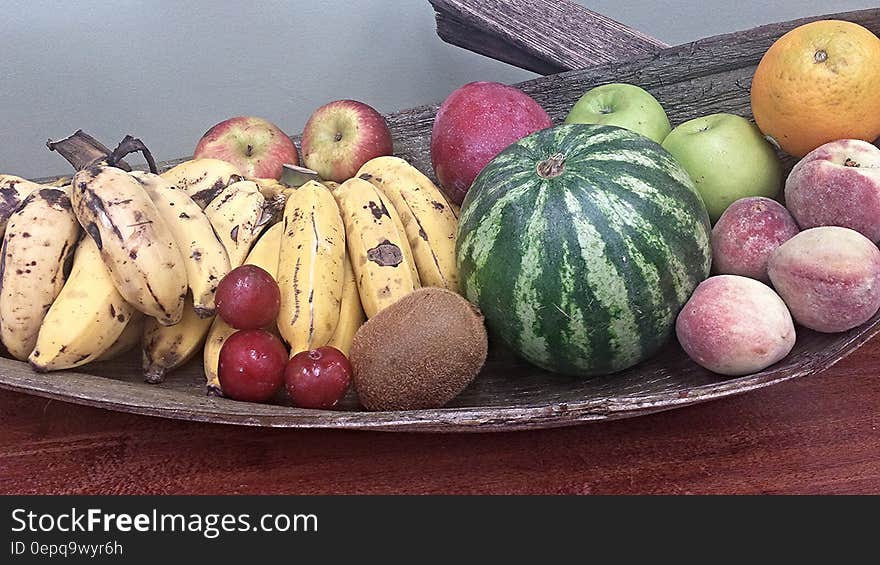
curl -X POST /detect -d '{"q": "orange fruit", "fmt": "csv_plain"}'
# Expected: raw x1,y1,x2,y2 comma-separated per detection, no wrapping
750,20,880,158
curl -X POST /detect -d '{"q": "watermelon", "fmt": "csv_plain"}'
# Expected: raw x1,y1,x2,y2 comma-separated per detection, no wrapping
456,124,711,376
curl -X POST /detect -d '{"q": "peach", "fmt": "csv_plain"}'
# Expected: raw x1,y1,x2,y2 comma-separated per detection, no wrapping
711,197,800,282
676,275,795,376
430,81,552,205
785,139,880,242
767,226,880,333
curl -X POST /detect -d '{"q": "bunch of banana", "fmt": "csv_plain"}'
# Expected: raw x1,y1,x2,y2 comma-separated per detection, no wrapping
276,180,346,356
70,163,188,326
333,176,420,318
29,236,135,371
0,188,80,361
203,222,282,393
356,156,459,291
204,180,272,267
130,171,230,318
159,158,242,208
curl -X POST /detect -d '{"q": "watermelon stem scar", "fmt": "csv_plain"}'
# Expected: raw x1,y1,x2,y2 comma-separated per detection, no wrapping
536,153,566,178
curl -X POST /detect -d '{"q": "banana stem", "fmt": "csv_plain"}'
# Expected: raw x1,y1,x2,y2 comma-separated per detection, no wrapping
109,135,158,174
47,129,132,172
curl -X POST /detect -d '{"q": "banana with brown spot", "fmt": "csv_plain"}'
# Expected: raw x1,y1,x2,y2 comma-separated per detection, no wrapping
96,312,145,362
334,177,420,318
0,188,80,360
29,236,135,371
356,156,460,291
0,175,42,238
160,158,242,208
141,295,214,384
204,180,271,268
132,171,231,318
70,164,188,326
277,181,345,355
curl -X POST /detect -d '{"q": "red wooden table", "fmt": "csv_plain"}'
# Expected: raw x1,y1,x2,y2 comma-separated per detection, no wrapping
2,339,877,495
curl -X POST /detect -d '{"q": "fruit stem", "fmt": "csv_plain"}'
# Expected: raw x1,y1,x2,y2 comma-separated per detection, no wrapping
46,129,132,172
109,135,158,174
536,153,566,178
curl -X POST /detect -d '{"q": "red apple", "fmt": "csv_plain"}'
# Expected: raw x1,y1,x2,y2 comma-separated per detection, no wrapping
431,81,553,205
193,116,299,180
300,100,393,183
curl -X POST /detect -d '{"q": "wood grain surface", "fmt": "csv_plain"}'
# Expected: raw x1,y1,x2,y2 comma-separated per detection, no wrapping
2,338,878,495
429,0,669,75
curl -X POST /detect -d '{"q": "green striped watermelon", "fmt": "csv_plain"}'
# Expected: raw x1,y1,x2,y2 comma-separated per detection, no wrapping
456,124,711,376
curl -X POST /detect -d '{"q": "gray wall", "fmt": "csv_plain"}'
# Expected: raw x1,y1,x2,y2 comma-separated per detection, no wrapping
1,0,874,178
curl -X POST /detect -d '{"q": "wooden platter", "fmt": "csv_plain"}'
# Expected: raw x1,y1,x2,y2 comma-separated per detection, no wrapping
2,7,879,432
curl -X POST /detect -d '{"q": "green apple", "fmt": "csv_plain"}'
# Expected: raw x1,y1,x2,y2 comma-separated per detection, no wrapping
661,113,782,223
563,83,671,143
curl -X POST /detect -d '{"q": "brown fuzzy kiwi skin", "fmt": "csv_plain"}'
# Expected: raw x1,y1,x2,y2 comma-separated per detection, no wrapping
349,287,488,411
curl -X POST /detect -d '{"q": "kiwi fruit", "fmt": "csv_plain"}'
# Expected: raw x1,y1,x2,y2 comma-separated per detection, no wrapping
349,287,488,411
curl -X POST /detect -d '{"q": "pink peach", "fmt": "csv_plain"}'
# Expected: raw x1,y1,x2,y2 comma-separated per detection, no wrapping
711,197,800,282
767,226,880,333
676,275,795,376
784,139,880,242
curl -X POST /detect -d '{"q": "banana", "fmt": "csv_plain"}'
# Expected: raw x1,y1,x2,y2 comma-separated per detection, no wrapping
0,188,80,360
277,180,345,355
250,177,291,225
159,158,242,208
95,312,145,362
131,171,231,318
334,177,420,318
356,156,459,291
71,164,188,326
29,236,135,371
204,180,271,267
243,221,282,276
203,316,236,395
326,250,365,356
0,175,42,238
142,296,214,384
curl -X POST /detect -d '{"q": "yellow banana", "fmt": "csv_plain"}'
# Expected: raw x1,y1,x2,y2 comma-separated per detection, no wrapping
0,188,80,360
357,156,459,291
326,250,365,356
0,175,42,238
131,171,231,318
277,180,345,355
141,296,214,384
203,316,237,395
71,165,187,326
96,312,145,362
159,158,242,208
243,221,282,276
334,177,420,318
29,236,135,371
204,180,270,267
